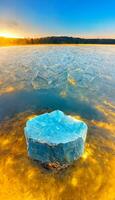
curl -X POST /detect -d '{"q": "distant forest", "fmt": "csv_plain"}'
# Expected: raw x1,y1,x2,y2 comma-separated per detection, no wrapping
0,36,115,45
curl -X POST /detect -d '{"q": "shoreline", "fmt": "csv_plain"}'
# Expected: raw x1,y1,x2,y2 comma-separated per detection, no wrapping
1,43,115,47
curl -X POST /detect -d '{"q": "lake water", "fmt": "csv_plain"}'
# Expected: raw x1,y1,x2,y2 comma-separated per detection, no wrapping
0,45,115,200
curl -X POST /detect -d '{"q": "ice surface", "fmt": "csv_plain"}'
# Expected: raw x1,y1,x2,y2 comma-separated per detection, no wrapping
24,110,88,164
0,45,115,101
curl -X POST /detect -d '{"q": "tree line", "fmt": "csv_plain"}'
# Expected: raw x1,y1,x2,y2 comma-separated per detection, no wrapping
0,36,115,45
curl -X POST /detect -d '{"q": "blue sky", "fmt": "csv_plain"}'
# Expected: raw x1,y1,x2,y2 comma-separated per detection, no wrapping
0,0,115,38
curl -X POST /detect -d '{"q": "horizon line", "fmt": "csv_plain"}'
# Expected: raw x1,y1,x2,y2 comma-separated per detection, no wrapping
1,35,115,40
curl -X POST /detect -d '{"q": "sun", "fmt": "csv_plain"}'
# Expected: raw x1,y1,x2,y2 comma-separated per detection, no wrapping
0,32,20,38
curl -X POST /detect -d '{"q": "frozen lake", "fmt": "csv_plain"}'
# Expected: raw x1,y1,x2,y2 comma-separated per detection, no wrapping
0,45,115,200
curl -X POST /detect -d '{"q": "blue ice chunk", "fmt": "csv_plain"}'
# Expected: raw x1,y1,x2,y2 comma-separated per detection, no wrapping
24,110,88,164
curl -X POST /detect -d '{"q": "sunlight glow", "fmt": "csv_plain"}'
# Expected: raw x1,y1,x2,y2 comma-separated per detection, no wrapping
0,32,21,38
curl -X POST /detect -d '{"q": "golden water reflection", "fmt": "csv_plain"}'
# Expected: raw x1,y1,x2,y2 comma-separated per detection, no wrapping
0,105,115,200
0,86,15,95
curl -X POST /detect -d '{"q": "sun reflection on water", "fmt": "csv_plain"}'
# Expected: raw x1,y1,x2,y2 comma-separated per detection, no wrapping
0,85,15,95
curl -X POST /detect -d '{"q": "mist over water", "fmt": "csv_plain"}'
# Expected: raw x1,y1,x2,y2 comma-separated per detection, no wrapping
0,45,115,200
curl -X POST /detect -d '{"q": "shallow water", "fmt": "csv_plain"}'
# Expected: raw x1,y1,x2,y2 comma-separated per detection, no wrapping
0,45,115,200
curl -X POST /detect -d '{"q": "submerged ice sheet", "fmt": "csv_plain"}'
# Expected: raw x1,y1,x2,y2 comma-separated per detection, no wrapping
24,110,88,164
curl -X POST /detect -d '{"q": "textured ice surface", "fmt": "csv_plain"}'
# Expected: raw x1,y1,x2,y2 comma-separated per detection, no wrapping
0,45,115,101
24,110,88,164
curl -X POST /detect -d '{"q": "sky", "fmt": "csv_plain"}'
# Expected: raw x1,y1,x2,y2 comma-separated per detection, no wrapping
0,0,115,38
